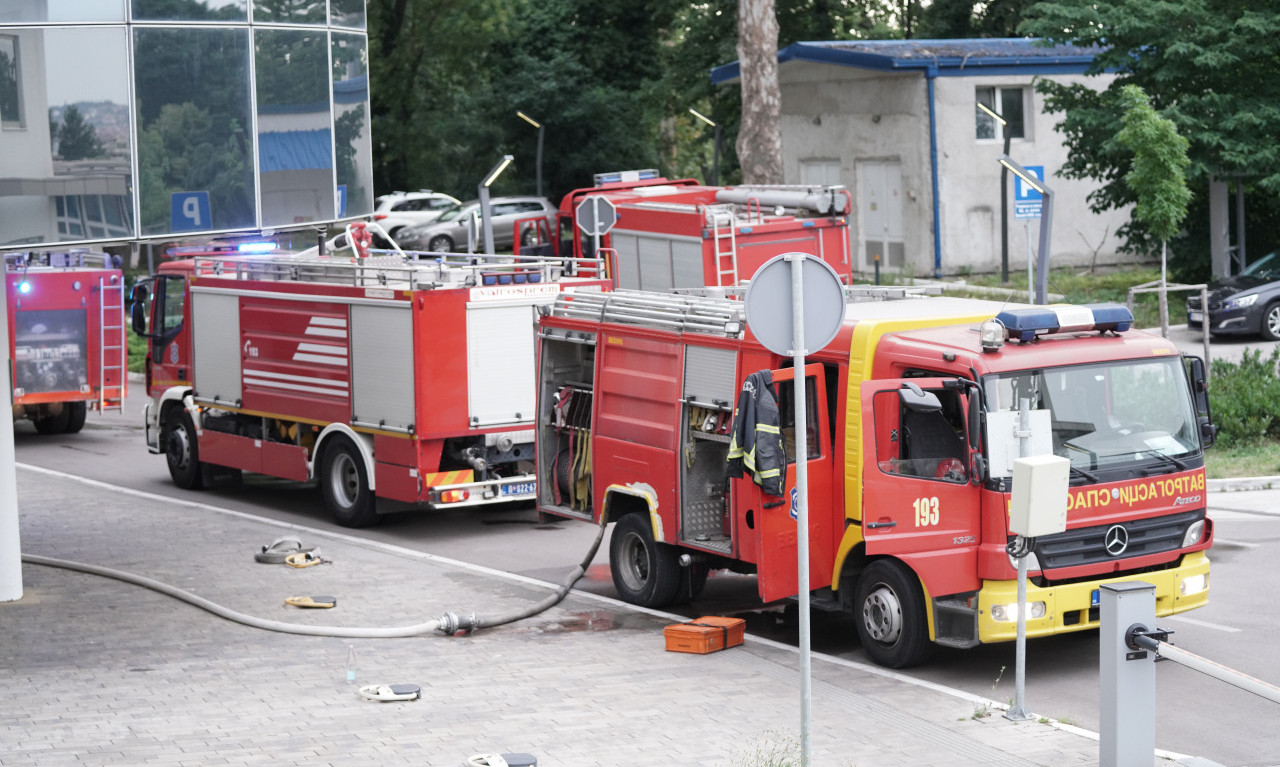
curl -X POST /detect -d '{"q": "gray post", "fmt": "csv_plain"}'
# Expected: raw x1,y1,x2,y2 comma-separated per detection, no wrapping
1005,397,1033,721
0,270,22,602
787,253,814,767
478,185,495,256
1209,177,1229,279
1100,581,1156,767
535,125,544,199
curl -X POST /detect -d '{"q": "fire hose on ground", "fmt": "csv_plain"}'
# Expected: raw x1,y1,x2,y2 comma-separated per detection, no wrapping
21,511,609,639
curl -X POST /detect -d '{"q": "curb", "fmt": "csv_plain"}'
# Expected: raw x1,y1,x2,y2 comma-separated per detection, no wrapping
1207,476,1278,492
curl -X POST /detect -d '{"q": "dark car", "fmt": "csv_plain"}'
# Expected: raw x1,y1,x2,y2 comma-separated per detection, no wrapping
1187,251,1280,340
394,196,555,253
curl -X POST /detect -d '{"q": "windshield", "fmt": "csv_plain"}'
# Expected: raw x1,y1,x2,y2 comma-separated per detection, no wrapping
984,357,1199,473
1242,251,1280,279
435,203,472,223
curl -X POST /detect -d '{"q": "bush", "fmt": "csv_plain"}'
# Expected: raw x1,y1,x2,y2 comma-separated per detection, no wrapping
1209,348,1280,448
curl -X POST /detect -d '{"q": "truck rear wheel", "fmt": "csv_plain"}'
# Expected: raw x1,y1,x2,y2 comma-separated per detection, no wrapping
63,402,87,434
163,409,205,490
321,435,378,528
853,559,933,669
33,407,70,435
610,512,681,607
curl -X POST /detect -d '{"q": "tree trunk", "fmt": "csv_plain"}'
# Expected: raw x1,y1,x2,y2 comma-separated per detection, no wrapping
736,0,782,185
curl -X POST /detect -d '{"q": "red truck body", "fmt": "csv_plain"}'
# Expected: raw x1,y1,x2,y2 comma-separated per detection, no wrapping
5,252,126,433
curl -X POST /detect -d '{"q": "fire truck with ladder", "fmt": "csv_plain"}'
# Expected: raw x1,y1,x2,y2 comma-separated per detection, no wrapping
520,170,854,290
534,289,1217,667
5,251,127,433
130,247,609,527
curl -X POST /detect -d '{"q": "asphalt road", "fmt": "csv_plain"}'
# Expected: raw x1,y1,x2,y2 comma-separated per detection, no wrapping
9,355,1280,766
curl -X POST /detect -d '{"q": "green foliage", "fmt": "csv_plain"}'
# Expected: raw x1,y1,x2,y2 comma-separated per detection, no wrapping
917,0,1037,38
1208,348,1280,448
1114,85,1190,246
1020,1,1280,267
56,104,104,161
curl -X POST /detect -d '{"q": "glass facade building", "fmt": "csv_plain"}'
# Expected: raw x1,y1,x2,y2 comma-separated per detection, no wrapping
0,1,372,249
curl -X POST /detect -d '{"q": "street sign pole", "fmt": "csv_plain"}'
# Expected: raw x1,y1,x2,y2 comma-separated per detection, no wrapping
787,253,813,767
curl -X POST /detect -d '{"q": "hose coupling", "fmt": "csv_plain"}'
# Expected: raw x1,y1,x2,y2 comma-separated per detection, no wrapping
438,611,478,636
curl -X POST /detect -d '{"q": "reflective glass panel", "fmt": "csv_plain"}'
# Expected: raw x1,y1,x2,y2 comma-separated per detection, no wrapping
331,31,372,218
253,0,325,24
256,27,334,227
0,1,125,23
330,0,366,29
0,26,133,246
134,26,255,235
131,0,246,21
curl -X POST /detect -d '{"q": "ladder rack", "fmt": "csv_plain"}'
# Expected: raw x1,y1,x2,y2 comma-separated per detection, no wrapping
97,276,127,412
705,205,739,288
549,290,746,338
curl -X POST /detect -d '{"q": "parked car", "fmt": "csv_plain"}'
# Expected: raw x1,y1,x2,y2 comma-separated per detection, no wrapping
395,196,556,253
1187,250,1280,340
371,190,460,243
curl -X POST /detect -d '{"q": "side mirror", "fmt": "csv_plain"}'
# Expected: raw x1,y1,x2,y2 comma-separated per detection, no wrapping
129,283,150,336
1185,356,1215,448
899,381,942,413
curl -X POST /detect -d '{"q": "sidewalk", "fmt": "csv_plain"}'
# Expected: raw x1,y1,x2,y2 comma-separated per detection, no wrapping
2,466,1181,767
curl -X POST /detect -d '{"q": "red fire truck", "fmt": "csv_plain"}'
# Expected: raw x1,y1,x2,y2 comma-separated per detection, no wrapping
130,250,609,527
5,252,127,433
529,170,854,289
535,290,1216,667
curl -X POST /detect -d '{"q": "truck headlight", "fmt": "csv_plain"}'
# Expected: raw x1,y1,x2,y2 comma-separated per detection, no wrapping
991,601,1046,622
1008,551,1041,573
1182,520,1205,548
1180,574,1207,596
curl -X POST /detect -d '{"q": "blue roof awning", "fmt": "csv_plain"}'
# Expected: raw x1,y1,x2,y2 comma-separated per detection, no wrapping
259,129,332,173
711,38,1101,84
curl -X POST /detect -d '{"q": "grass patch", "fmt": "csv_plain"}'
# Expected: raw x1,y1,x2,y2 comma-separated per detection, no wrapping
1206,442,1280,479
127,329,149,374
964,266,1167,328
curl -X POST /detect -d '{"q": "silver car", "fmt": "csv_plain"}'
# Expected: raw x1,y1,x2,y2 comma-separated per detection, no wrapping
395,196,556,253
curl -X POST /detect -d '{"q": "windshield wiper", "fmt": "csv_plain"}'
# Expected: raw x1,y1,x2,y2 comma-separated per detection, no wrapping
1069,465,1098,484
1134,449,1189,472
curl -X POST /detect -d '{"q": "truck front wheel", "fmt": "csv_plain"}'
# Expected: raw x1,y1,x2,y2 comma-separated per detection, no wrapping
609,512,681,608
853,559,933,668
163,409,205,490
321,435,378,528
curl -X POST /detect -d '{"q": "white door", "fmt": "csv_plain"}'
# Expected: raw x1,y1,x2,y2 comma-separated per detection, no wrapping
858,161,904,270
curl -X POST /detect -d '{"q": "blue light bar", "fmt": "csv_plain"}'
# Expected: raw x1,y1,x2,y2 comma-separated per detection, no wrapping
18,280,31,294
592,168,660,186
995,303,1133,342
237,241,278,253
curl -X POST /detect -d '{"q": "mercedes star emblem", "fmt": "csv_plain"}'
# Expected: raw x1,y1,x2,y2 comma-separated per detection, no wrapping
1104,524,1129,557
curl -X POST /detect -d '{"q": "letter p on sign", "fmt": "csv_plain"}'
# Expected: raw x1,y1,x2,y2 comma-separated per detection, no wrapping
171,191,212,233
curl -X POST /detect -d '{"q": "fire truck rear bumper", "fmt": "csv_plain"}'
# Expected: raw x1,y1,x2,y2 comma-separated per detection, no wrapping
424,474,538,510
972,551,1211,644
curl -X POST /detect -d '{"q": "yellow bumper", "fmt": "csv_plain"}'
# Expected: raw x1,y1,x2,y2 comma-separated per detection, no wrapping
976,551,1210,643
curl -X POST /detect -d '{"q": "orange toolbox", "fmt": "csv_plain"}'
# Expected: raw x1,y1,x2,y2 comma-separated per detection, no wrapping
663,616,745,654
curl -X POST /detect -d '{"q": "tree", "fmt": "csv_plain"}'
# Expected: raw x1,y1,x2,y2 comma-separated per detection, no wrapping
736,0,783,184
1115,84,1190,335
1020,1,1280,276
57,105,104,161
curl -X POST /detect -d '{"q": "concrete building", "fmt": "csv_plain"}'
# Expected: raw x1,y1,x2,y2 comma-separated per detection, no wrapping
713,39,1131,280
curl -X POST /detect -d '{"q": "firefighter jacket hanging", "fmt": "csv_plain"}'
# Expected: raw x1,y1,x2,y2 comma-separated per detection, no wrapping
726,370,785,496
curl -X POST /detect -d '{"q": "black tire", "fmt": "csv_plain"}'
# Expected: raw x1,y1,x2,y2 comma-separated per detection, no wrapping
1261,301,1280,342
33,407,70,435
320,435,378,528
609,512,682,608
62,402,87,434
163,409,204,490
428,235,454,253
853,559,933,669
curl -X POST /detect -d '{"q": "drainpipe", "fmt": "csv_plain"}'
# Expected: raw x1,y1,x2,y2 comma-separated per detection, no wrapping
926,63,942,278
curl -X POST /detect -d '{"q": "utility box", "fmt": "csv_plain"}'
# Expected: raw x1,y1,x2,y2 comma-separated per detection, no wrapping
1009,454,1070,537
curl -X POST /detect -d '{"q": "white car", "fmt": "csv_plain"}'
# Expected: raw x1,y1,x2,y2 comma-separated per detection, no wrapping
371,191,461,243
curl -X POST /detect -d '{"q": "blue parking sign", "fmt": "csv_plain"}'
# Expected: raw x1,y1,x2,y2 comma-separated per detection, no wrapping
1014,165,1044,219
171,191,211,233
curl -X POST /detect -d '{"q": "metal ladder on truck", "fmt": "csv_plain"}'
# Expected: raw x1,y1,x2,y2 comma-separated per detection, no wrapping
97,276,127,412
707,205,739,287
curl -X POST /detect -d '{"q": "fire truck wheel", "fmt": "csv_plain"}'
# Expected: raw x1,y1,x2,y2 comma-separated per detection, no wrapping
163,410,205,490
610,513,681,608
33,407,70,435
62,402,87,434
853,559,933,669
320,436,378,528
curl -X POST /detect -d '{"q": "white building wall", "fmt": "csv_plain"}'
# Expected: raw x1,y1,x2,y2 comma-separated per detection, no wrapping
778,62,1133,279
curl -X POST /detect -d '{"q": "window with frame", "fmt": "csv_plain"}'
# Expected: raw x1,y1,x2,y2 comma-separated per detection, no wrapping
0,35,23,128
975,86,1025,141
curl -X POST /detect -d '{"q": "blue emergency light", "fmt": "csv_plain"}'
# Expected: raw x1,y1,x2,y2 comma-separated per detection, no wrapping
236,241,277,253
592,168,660,186
986,303,1133,346
18,280,31,294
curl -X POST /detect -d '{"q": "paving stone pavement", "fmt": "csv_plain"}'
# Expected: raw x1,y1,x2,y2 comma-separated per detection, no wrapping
2,467,1181,767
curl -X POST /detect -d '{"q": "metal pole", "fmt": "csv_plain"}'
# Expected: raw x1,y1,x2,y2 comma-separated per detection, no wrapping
1100,582,1157,767
1202,287,1211,367
1235,179,1246,269
1000,134,1010,282
478,184,495,256
1005,397,1033,721
712,124,722,187
1025,221,1033,304
787,253,813,767
1133,637,1280,704
0,269,22,602
535,126,544,199
1036,189,1053,305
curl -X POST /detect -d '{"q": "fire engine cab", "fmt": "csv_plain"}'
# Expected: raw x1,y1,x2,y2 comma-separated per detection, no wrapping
535,289,1216,667
5,251,127,433
131,250,609,527
527,170,854,289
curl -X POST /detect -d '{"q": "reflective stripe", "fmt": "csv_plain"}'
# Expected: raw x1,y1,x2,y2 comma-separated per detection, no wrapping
757,424,780,434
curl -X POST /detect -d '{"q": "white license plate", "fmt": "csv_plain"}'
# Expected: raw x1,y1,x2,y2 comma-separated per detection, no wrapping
501,481,536,496
1189,311,1203,322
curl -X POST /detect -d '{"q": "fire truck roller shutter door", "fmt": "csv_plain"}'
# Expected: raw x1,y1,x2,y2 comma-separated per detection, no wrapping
189,291,242,406
349,303,414,432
